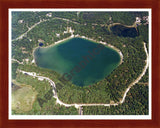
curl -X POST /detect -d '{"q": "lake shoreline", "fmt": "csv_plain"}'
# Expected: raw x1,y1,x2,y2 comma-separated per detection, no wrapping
77,35,123,65
32,34,123,65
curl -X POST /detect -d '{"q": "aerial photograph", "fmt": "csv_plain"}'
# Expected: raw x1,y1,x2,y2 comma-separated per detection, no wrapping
10,9,150,118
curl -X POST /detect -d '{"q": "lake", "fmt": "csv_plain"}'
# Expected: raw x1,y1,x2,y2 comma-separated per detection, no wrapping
111,25,138,38
34,37,121,86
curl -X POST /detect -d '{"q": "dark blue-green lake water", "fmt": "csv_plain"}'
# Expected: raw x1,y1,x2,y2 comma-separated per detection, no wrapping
34,37,121,86
111,25,138,38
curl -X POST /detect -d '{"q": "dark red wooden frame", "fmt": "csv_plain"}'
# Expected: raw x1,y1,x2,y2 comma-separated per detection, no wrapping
0,0,160,128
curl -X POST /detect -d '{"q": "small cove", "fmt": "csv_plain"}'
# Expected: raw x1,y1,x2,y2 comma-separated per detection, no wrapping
34,37,121,86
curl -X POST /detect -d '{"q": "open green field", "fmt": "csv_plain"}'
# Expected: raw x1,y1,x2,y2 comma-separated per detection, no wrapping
12,82,38,113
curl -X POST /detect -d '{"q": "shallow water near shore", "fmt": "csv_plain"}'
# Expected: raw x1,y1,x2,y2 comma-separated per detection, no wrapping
34,37,121,86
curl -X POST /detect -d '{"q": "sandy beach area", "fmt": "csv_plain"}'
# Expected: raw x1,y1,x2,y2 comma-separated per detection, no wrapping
32,34,123,65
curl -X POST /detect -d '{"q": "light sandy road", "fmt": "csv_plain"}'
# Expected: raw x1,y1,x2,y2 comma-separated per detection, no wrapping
12,19,48,41
12,15,149,111
18,42,149,112
119,42,149,103
54,17,80,25
11,59,24,64
12,17,79,42
18,70,116,109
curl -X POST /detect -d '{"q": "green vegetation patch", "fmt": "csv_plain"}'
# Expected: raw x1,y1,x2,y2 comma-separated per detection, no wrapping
83,84,148,115
13,72,78,115
11,11,149,115
12,83,38,113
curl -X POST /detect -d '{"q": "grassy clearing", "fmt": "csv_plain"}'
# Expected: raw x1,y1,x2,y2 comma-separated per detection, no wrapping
12,73,78,115
12,83,38,113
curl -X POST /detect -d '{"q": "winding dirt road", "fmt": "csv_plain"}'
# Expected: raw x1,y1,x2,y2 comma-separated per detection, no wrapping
18,42,149,112
11,59,24,64
12,17,79,42
12,16,149,113
120,42,149,103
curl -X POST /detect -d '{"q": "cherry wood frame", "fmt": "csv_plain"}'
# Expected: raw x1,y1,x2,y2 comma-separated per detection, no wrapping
0,0,160,128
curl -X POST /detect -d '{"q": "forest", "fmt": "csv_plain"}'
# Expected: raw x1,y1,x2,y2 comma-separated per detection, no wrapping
11,11,149,115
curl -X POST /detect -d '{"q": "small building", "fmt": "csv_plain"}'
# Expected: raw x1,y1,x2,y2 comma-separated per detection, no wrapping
18,20,23,24
143,16,148,21
136,17,141,23
109,16,112,21
31,59,35,64
64,30,68,34
56,33,60,37
46,13,52,17
143,16,149,25
63,27,74,34
67,27,72,33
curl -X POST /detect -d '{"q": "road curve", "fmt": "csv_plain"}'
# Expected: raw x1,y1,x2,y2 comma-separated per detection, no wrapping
120,42,149,103
12,17,79,42
17,42,149,110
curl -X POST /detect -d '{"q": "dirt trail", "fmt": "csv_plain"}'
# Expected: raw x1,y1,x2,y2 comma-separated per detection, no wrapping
18,42,149,112
12,17,79,42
